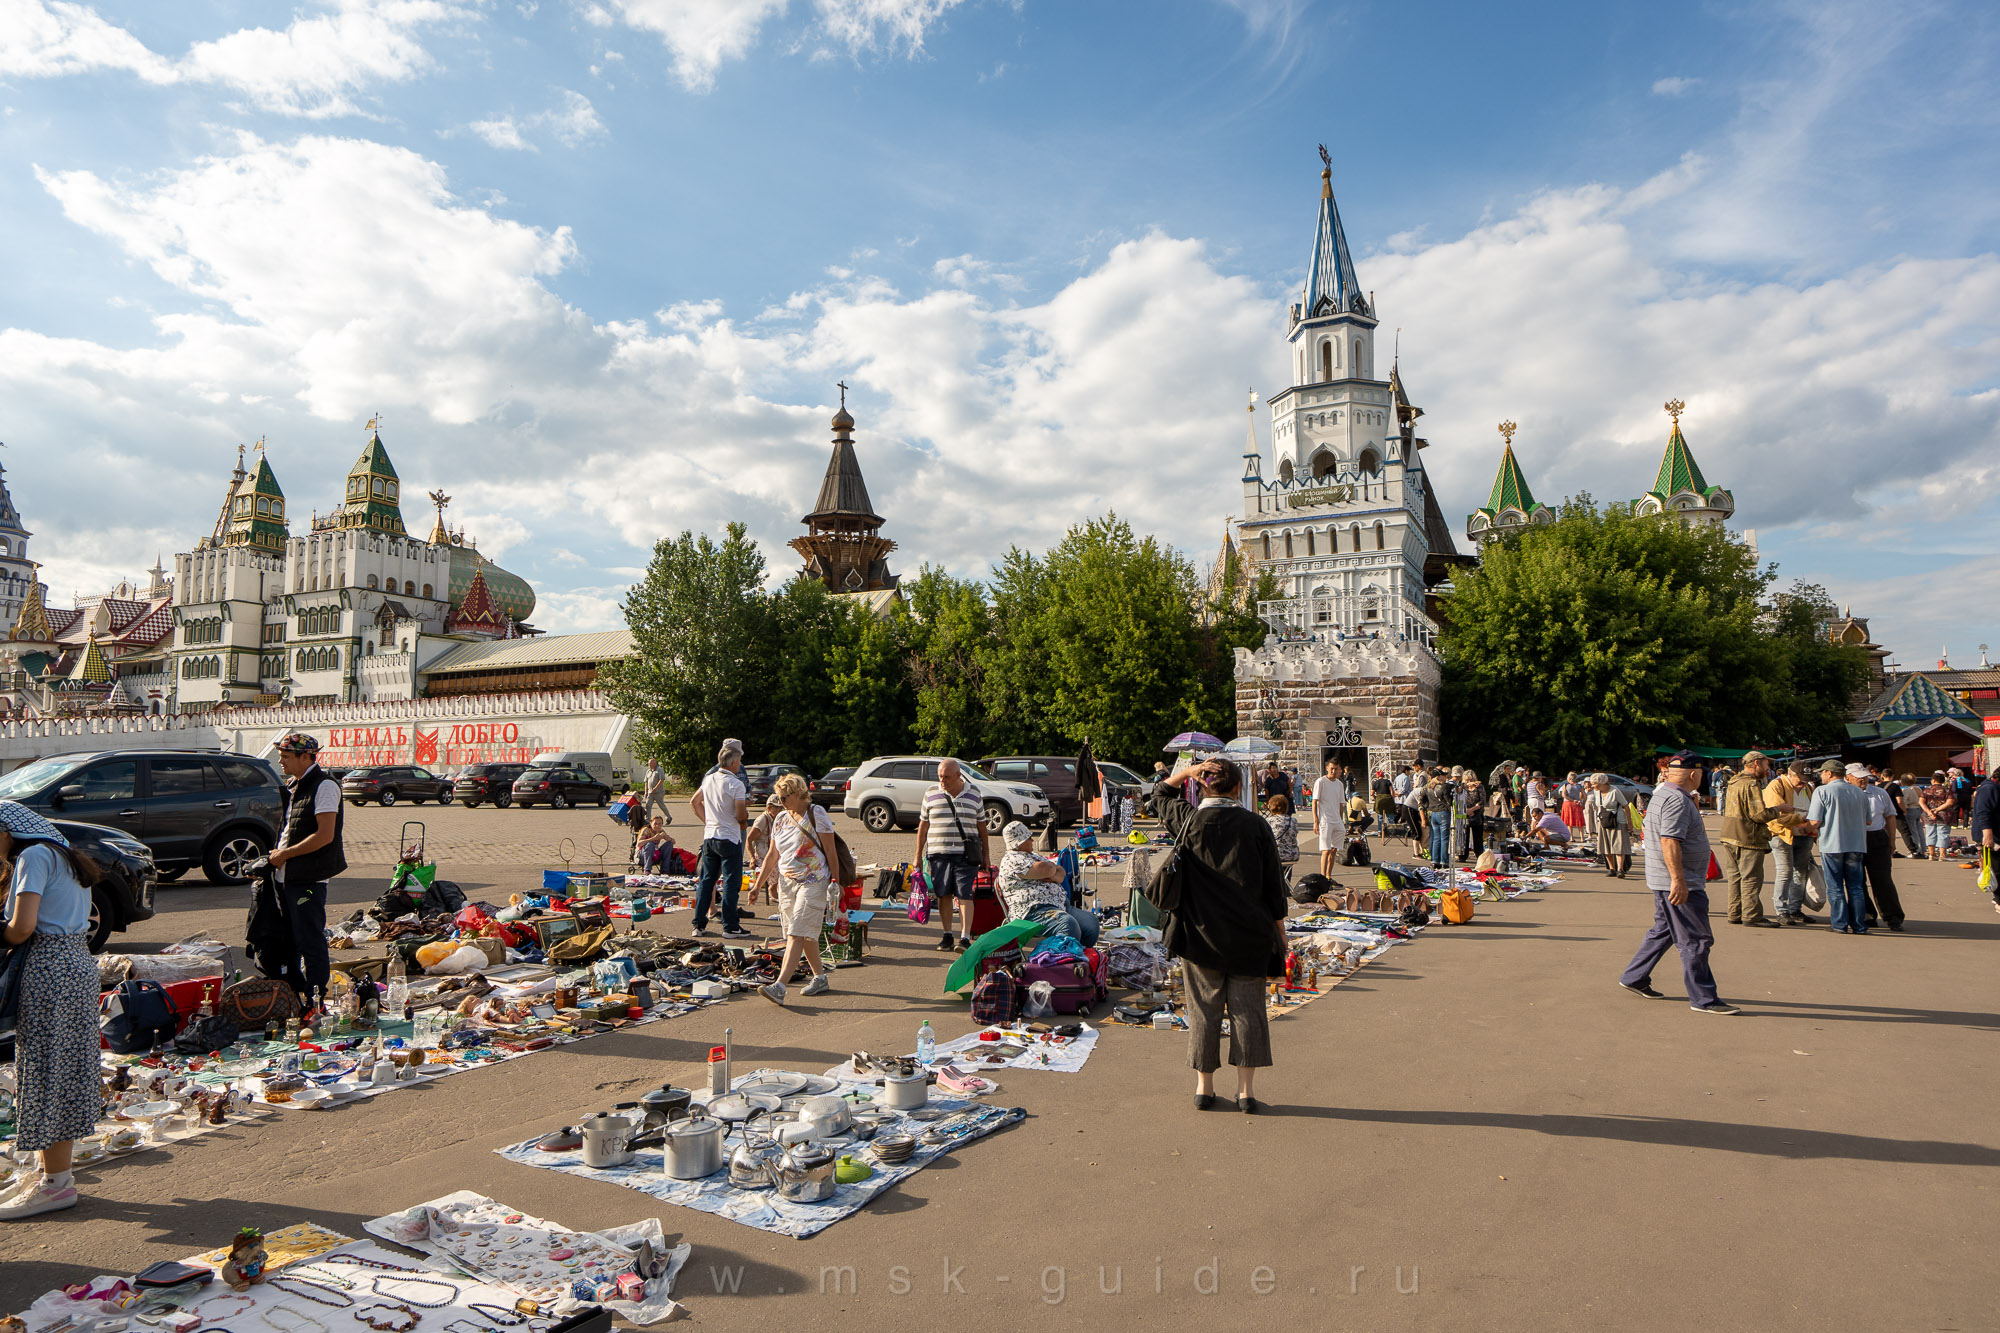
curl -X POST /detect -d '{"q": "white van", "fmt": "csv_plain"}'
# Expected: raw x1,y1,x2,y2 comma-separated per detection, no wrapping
532,750,616,788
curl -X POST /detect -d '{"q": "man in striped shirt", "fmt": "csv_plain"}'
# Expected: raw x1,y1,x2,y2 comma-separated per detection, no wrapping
916,758,992,952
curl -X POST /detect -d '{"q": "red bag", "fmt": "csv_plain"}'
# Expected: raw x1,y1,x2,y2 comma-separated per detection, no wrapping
907,868,933,925
1706,853,1722,882
454,906,490,933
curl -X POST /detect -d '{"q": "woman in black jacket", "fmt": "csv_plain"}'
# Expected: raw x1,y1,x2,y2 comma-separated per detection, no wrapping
1150,759,1289,1113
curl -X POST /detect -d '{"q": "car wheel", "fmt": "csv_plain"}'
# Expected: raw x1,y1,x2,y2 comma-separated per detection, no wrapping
981,802,1008,835
552,792,570,810
862,800,895,834
596,790,610,807
495,794,512,809
88,889,114,954
379,789,399,807
203,829,270,885
154,865,187,883
437,789,453,805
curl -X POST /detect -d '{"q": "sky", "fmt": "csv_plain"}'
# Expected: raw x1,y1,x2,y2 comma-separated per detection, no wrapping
2,0,1997,667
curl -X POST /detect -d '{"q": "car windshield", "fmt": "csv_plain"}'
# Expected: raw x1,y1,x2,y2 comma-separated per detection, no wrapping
0,755,88,801
520,767,552,779
957,762,993,781
1096,763,1143,785
344,768,381,779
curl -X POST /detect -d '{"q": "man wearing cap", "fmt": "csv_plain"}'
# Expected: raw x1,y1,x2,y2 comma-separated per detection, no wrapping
1717,751,1798,927
1763,761,1822,925
1809,761,1872,934
1858,769,1906,931
266,733,345,1004
1619,751,1739,1014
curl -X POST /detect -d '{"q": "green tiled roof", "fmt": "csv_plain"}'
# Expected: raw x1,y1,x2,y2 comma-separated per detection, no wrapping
1486,443,1540,513
1860,672,1980,723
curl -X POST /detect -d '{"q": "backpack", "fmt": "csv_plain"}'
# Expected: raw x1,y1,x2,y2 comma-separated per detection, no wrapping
1290,872,1333,906
1438,887,1476,925
970,967,1020,1024
102,979,181,1054
1342,837,1372,866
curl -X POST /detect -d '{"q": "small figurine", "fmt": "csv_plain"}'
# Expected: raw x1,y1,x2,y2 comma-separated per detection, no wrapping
220,1227,268,1290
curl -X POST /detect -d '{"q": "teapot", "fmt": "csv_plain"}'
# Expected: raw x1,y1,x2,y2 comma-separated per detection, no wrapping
775,1141,839,1203
726,1114,784,1190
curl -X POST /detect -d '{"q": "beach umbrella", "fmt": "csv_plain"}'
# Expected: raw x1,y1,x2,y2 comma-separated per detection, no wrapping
943,918,1050,994
1163,731,1224,752
1222,736,1282,758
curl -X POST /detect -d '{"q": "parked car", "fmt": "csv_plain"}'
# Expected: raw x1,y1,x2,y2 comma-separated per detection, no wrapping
455,762,530,808
47,818,157,954
976,755,1085,827
1094,761,1156,803
341,765,453,807
0,749,282,885
741,763,807,805
810,767,855,808
1603,775,1655,808
511,763,612,809
841,756,1051,835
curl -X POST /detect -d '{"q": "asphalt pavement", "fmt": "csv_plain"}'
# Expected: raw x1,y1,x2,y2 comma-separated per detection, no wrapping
4,801,1996,1330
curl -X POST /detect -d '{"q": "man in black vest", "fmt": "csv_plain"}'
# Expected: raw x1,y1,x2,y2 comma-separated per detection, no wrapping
267,733,346,1005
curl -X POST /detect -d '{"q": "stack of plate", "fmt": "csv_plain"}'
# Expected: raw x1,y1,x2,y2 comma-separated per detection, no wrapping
871,1133,916,1165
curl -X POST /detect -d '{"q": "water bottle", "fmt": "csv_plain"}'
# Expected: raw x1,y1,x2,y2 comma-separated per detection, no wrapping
915,1020,935,1066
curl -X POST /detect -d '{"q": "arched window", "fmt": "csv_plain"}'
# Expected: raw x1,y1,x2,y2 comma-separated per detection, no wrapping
1320,341,1333,382
1305,529,1315,556
1350,523,1361,551
1353,338,1364,377
1277,457,1294,484
1374,521,1386,550
1261,533,1271,560
1311,449,1337,480
422,583,433,600
367,575,379,589
1284,531,1294,558
1327,526,1339,554
1357,448,1380,475
404,580,415,596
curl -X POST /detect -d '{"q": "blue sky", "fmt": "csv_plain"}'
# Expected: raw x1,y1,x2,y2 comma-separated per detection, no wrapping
3,0,1997,666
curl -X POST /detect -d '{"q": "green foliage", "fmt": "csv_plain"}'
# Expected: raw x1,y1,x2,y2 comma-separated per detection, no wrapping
1439,502,1870,774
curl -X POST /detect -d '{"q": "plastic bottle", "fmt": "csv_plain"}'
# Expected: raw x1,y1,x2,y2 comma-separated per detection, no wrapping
915,1020,935,1066
386,951,409,1019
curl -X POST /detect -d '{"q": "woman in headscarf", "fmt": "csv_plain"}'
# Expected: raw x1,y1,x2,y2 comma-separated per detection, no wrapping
1150,759,1288,1114
1584,773,1634,879
0,802,106,1220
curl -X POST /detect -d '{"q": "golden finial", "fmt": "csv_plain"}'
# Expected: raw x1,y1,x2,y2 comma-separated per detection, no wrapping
1498,420,1517,447
1664,398,1685,426
253,435,266,456
428,488,451,513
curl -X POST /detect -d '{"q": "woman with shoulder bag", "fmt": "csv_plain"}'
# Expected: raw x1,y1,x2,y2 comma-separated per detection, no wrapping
0,803,106,1220
750,775,835,1005
1149,759,1289,1115
1585,773,1633,879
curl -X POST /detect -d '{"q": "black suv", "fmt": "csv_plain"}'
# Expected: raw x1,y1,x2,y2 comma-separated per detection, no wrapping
741,763,806,804
510,764,612,809
455,763,530,808
0,749,282,885
52,818,157,952
810,767,854,808
341,765,453,807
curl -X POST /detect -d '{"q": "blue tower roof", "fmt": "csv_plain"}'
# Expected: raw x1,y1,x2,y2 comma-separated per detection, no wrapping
1303,155,1365,320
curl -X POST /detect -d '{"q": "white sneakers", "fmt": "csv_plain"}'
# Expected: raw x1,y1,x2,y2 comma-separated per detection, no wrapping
759,981,787,1006
0,1175,78,1220
801,974,831,997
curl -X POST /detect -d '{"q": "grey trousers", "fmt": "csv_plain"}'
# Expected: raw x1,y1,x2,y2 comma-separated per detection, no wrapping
1183,960,1273,1072
1717,842,1767,923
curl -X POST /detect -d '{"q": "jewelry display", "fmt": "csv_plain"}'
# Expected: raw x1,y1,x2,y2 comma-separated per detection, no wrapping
316,1257,419,1275
353,1305,420,1333
370,1277,457,1309
288,1269,357,1291
264,1308,331,1333
268,1279,356,1309
443,1322,491,1333
194,1296,257,1322
464,1308,522,1327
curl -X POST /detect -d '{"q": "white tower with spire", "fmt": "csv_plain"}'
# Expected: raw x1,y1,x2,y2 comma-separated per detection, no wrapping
0,460,43,640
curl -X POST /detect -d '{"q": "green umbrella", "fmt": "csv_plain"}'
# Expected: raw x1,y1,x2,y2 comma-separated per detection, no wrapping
943,918,1050,994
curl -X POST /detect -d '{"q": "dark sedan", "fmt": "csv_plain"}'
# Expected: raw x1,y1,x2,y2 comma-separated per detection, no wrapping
454,762,530,808
510,764,612,809
810,767,855,808
51,818,158,953
741,763,806,804
340,765,453,807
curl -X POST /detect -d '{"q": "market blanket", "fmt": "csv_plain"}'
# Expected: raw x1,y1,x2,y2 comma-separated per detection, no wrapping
871,1022,1098,1074
495,1084,1026,1239
365,1191,687,1323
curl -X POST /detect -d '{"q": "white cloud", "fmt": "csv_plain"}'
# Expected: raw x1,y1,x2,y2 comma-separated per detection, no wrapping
462,89,605,150
7,130,1999,653
602,0,963,91
1651,75,1699,96
0,0,477,118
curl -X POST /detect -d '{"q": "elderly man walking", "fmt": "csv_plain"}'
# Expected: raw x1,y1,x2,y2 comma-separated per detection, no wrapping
1717,750,1797,927
915,758,992,952
1619,751,1739,1015
688,744,752,939
1810,761,1872,935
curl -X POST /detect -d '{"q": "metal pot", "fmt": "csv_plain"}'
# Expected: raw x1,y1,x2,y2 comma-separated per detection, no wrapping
581,1112,634,1168
775,1141,838,1203
662,1112,726,1180
726,1116,785,1189
640,1085,692,1129
879,1070,928,1112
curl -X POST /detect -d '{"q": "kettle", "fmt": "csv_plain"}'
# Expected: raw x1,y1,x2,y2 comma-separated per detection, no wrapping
775,1141,839,1203
727,1114,785,1190
580,1112,635,1169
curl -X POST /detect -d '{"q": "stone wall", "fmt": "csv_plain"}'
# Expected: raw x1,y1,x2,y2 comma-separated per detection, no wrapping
1234,635,1442,776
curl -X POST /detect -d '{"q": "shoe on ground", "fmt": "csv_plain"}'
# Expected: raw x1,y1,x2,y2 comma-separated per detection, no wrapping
1887,923,1906,932
721,925,754,938
1193,1093,1216,1111
1237,1096,1263,1115
801,974,830,997
1745,919,1781,928
759,982,787,1006
689,926,712,937
954,937,971,952
1620,980,1667,999
936,935,955,952
0,1180,78,1220
1690,1001,1741,1015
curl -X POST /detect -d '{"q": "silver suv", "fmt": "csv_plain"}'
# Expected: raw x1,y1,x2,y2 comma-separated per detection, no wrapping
841,757,1052,835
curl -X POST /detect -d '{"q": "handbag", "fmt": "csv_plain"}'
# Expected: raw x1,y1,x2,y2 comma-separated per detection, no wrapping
218,976,302,1028
173,1009,242,1055
1139,844,1185,915
906,868,933,925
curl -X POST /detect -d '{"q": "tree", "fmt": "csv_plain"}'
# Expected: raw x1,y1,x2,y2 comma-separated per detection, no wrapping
905,565,996,757
1439,500,1866,774
598,523,770,780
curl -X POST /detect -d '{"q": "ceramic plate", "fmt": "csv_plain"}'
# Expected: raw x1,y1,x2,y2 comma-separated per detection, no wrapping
734,1072,808,1098
290,1087,334,1106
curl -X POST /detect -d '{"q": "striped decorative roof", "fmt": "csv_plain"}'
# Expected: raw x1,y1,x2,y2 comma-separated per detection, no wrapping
70,634,111,683
1857,672,1981,723
1302,164,1365,319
